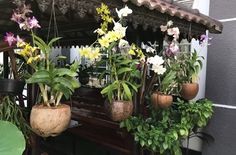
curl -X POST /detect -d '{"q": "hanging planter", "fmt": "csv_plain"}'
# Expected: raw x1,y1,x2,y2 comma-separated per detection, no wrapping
105,100,133,122
151,91,173,109
30,104,71,137
181,83,199,100
0,79,25,94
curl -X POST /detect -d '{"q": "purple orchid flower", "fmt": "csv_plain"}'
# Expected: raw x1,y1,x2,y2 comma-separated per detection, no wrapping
164,42,179,57
4,32,16,46
199,34,213,46
28,16,41,29
11,12,23,24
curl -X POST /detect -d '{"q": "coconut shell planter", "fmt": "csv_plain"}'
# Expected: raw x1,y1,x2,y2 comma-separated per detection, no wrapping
151,92,173,109
105,100,133,122
180,83,199,100
30,104,71,137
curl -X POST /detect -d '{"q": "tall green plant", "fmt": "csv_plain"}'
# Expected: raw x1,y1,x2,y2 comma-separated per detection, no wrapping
21,35,80,107
179,50,204,83
6,4,80,107
101,53,140,102
158,70,177,95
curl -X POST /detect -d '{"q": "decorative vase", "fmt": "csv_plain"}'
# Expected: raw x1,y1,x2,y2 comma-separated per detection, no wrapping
30,104,71,137
105,100,133,121
151,92,173,109
0,79,25,94
181,83,199,100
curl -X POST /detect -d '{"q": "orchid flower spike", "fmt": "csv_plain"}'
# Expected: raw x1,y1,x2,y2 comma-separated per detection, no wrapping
116,5,132,19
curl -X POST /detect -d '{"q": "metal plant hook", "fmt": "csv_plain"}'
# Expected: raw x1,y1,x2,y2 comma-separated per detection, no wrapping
188,23,192,42
46,0,59,45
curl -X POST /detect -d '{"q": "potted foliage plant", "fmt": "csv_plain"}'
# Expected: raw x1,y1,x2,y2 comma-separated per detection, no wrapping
120,98,214,155
148,55,177,109
79,4,141,121
179,50,203,100
6,3,79,137
101,52,140,121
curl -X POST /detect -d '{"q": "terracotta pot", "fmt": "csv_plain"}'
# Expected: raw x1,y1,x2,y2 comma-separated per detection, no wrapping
105,100,133,122
30,104,71,137
181,83,199,100
151,92,173,109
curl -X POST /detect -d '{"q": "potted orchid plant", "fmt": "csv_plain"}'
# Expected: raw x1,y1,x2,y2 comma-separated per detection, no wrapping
179,50,204,100
5,3,79,137
79,4,141,121
138,21,180,109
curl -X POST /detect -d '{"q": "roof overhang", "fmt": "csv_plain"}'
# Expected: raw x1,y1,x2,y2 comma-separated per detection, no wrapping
123,0,223,33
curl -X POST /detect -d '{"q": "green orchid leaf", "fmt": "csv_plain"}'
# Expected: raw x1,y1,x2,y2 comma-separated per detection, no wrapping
48,37,62,47
117,67,133,75
122,82,132,101
117,59,133,65
53,84,72,99
26,70,50,84
125,81,138,92
54,68,77,77
0,121,25,155
70,61,79,72
54,77,74,91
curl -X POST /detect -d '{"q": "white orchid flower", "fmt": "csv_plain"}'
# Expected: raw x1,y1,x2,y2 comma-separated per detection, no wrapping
146,47,155,53
118,39,129,49
141,42,155,53
116,5,132,19
141,42,147,49
113,21,127,38
167,20,173,27
152,64,166,75
147,55,164,66
160,25,168,32
94,28,105,35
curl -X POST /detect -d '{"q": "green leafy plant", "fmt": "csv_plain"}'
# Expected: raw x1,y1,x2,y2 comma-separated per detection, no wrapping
179,50,204,83
101,53,140,102
121,98,213,154
0,120,26,155
158,70,177,95
0,96,31,140
79,3,141,103
24,36,80,106
5,5,80,107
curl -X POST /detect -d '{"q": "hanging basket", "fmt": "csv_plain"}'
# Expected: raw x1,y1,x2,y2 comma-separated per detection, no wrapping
105,100,133,122
151,92,173,109
0,79,25,95
180,83,199,100
30,104,71,137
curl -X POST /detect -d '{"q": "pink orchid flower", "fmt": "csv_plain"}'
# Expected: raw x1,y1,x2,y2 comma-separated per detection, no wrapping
28,16,41,29
4,32,16,46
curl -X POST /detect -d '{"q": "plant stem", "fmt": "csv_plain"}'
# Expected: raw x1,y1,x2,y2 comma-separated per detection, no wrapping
55,92,63,106
39,84,49,106
140,62,147,105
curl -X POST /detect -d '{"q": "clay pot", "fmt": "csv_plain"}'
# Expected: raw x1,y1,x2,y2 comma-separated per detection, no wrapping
151,92,173,109
181,83,199,100
30,104,71,137
105,100,133,122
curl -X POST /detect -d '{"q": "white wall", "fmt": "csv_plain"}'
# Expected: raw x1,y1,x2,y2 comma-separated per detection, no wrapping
192,0,209,100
